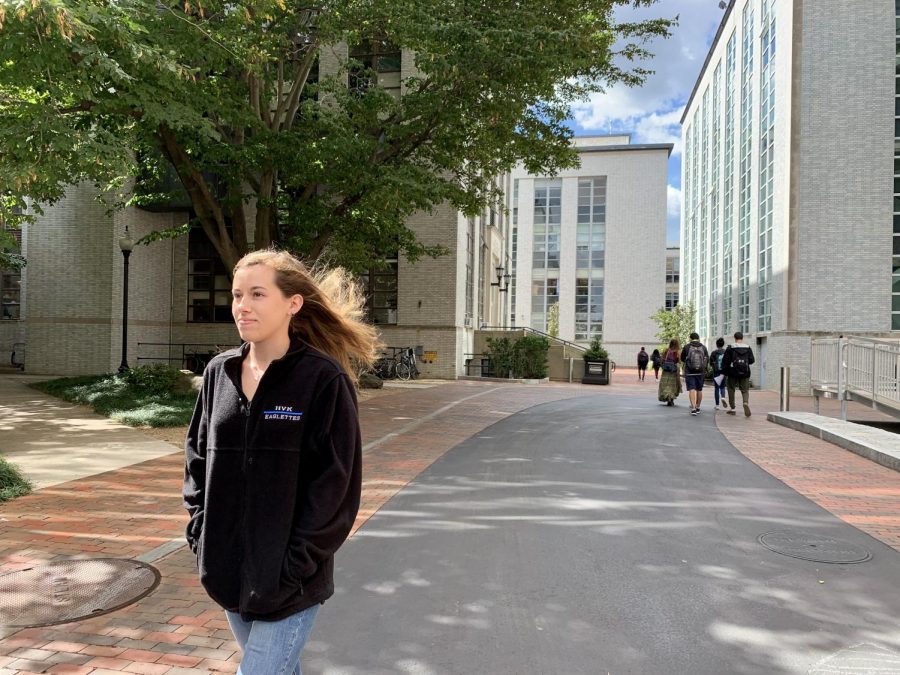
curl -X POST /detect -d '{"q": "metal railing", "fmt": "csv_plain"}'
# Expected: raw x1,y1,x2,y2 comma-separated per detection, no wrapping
137,342,238,374
478,325,587,354
811,336,900,419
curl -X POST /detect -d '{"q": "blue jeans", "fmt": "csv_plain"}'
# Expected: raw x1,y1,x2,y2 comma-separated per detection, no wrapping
226,604,320,675
714,378,727,406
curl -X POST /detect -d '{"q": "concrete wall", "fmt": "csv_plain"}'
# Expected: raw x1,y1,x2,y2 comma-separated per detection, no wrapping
792,0,893,332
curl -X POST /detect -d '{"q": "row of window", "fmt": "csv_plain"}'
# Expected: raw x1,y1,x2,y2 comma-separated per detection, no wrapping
685,1,773,338
0,228,22,320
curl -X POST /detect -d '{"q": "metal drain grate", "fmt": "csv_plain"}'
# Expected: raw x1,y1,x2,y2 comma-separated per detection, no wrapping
0,558,160,627
758,531,872,564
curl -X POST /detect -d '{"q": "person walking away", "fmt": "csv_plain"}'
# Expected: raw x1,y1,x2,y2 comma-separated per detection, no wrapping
709,337,727,410
183,249,380,675
657,339,682,406
722,330,755,417
681,333,709,416
650,348,662,380
637,347,650,381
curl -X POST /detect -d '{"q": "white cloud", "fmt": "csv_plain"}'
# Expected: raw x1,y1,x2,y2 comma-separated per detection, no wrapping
570,0,725,148
667,185,682,220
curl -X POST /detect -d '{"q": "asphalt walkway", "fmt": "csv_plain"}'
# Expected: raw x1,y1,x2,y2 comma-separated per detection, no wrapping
0,372,899,673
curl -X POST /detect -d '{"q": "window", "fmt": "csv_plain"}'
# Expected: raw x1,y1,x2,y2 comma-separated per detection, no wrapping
349,39,401,97
666,292,679,310
757,0,776,332
0,223,21,319
465,218,475,325
737,3,755,333
187,224,232,323
510,179,519,325
575,177,606,341
666,255,680,284
531,179,561,331
723,30,737,333
359,256,398,325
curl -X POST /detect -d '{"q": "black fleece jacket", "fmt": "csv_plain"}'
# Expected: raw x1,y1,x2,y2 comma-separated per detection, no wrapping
182,339,361,621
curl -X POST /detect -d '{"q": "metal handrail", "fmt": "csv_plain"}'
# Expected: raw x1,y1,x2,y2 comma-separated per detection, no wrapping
811,335,900,419
478,325,587,353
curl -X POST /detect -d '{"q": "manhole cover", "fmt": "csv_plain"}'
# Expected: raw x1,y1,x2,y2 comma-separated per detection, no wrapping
759,531,872,564
0,558,160,627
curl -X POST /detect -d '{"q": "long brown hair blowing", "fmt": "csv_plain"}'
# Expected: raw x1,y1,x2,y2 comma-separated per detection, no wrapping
234,250,381,385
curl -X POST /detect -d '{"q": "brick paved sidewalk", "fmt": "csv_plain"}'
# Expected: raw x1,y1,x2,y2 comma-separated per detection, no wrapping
3,375,900,674
0,381,601,674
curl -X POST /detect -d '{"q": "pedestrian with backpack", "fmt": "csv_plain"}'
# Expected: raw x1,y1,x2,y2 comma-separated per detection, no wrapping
637,347,650,381
709,337,727,410
680,332,709,416
650,348,661,380
722,330,755,417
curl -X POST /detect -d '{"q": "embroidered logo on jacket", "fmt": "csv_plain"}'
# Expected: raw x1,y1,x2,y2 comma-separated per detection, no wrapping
264,405,304,421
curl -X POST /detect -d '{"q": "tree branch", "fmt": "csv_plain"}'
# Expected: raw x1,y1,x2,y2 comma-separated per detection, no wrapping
282,41,320,132
157,124,242,269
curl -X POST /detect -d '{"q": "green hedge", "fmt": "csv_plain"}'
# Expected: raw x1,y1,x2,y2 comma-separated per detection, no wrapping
485,335,550,379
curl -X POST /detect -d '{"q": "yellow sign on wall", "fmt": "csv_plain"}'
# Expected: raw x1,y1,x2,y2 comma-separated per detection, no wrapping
423,351,438,363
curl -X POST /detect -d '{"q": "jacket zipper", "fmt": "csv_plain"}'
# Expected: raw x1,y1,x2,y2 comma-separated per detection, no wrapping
239,395,252,613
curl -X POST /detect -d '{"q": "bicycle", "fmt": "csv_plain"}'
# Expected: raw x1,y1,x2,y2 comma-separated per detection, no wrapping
395,347,419,381
373,354,397,380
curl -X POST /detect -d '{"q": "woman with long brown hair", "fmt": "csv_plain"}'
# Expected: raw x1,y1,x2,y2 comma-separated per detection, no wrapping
657,338,683,406
183,249,380,674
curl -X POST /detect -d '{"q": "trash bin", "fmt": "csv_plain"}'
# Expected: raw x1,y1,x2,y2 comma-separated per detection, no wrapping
581,358,610,385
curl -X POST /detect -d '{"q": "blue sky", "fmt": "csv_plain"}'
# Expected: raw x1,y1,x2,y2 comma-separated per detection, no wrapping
565,0,726,246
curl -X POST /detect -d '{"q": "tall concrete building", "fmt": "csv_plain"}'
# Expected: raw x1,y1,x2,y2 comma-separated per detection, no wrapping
508,136,671,364
680,0,893,390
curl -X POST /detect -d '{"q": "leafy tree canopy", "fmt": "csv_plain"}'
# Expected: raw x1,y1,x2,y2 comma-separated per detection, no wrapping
650,301,695,354
0,0,673,272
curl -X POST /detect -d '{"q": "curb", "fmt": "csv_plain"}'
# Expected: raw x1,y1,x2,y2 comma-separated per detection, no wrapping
768,411,900,473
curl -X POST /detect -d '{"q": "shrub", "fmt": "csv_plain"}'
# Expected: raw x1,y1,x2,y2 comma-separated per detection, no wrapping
0,456,32,502
582,337,609,361
516,335,550,379
485,336,518,378
120,364,180,396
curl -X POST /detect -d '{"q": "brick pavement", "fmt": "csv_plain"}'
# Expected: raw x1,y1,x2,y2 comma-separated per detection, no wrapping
715,387,900,552
2,374,900,673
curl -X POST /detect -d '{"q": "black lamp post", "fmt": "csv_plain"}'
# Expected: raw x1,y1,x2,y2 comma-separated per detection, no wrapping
118,227,134,373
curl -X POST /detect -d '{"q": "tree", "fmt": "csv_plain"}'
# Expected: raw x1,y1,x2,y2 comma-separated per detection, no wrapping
0,1,673,273
650,301,695,354
546,302,559,338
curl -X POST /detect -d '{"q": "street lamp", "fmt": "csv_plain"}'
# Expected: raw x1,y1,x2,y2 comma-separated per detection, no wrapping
118,226,134,373
491,265,510,293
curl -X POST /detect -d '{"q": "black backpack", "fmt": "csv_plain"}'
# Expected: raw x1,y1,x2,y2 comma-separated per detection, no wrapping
638,351,649,366
685,343,707,374
731,348,751,378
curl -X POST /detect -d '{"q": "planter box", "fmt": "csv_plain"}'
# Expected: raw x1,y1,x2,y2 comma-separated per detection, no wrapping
582,358,610,385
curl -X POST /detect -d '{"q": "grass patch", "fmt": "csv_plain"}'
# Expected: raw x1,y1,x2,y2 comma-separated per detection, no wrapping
0,456,32,502
30,365,198,428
